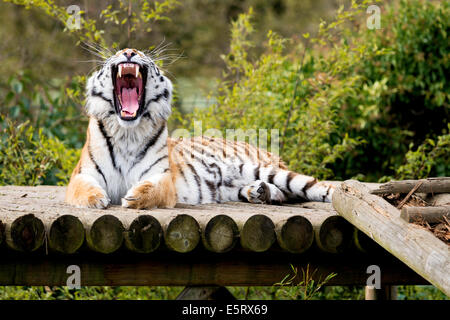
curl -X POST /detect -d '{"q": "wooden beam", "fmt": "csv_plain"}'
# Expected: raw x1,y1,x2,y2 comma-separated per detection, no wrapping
0,251,427,286
365,286,397,300
333,180,450,296
370,177,450,194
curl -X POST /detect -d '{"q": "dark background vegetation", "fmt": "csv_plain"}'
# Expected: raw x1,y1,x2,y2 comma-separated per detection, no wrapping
0,0,448,299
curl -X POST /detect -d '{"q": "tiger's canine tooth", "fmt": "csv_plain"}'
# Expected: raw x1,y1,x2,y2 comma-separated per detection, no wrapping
135,65,139,78
118,65,122,78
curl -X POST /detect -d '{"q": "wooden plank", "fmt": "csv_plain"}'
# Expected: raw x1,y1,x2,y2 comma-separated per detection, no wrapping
333,180,450,296
370,178,450,194
0,252,427,286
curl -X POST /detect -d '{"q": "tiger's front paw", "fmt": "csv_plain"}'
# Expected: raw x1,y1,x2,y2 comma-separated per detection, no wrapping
66,178,110,209
122,182,158,209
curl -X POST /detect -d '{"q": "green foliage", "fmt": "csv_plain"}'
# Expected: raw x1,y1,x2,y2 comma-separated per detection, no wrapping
3,0,180,50
175,0,449,181
394,127,450,180
0,119,79,186
174,2,375,179
396,285,449,300
0,286,183,300
1,71,87,149
335,0,450,180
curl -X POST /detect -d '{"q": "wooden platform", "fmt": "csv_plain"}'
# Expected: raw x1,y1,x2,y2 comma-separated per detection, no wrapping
0,186,357,255
0,184,431,289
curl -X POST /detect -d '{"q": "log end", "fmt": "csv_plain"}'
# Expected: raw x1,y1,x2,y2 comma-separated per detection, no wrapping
277,216,314,254
203,215,239,253
317,216,354,254
124,215,162,253
240,214,276,252
86,215,125,254
49,215,85,254
354,229,384,253
9,214,45,252
165,214,200,253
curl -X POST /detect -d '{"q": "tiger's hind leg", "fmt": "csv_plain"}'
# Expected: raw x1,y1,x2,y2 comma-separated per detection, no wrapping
239,180,286,204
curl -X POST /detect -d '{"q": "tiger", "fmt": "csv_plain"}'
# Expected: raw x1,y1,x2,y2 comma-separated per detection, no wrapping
65,48,335,209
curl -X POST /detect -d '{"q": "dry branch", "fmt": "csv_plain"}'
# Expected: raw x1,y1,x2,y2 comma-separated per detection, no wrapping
371,178,450,195
401,206,450,224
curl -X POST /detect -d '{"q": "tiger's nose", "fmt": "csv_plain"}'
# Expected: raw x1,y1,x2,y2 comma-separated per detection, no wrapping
123,49,136,61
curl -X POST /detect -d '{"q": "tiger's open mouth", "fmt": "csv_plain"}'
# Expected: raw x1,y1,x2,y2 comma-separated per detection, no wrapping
112,62,147,121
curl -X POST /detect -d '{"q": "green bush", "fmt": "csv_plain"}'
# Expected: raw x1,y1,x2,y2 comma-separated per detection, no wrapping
335,0,450,180
0,118,79,186
175,0,449,182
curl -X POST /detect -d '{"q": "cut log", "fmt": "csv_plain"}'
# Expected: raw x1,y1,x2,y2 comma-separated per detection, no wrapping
202,215,239,253
82,214,125,254
164,214,200,253
278,206,354,254
274,215,313,254
240,214,276,252
371,178,450,195
47,215,85,254
3,214,45,252
333,180,450,296
122,214,162,253
353,229,384,253
400,206,450,224
314,215,354,253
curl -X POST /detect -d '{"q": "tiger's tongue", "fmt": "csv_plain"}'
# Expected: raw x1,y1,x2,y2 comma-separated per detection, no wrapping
121,88,139,114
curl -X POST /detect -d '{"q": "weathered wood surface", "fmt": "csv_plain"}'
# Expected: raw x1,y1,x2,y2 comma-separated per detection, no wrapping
0,185,356,255
0,251,426,286
333,180,450,296
400,206,450,223
370,177,450,195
